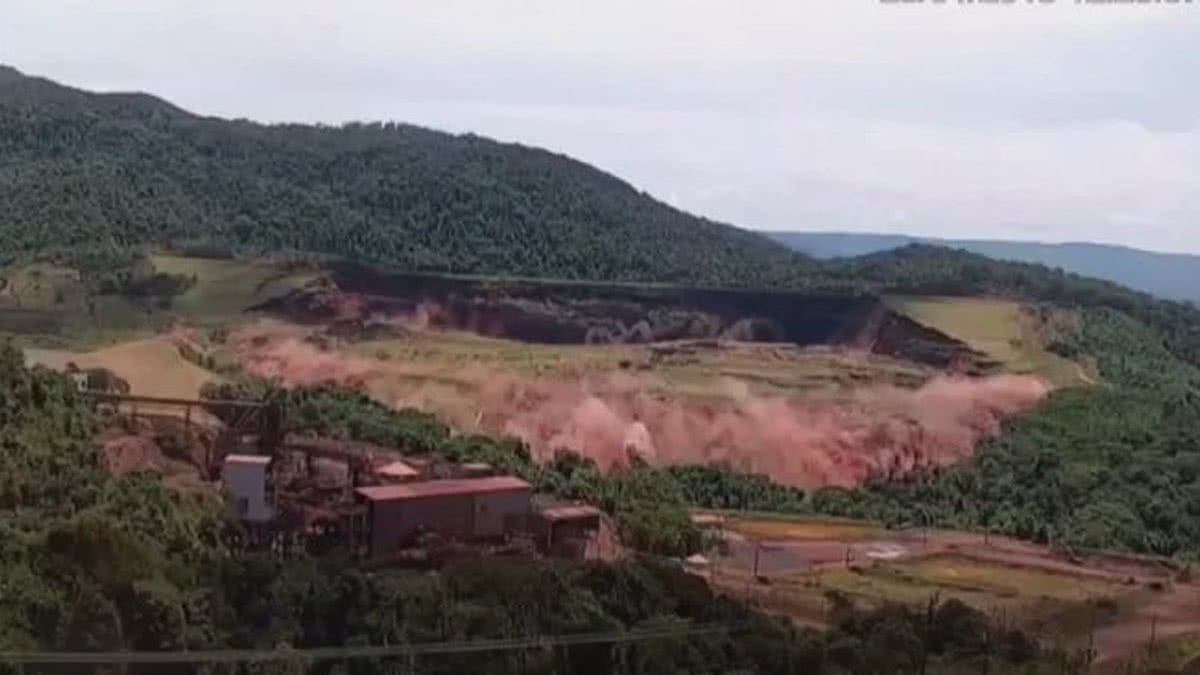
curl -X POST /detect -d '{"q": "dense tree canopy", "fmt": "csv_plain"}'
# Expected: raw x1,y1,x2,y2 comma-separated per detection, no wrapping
809,307,1200,557
818,245,1200,369
0,66,803,288
0,344,1061,674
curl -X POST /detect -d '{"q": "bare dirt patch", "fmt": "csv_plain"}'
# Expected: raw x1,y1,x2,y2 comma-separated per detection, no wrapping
25,337,218,400
94,413,215,484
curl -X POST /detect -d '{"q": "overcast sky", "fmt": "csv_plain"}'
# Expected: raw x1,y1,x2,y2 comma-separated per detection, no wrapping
3,1,1198,253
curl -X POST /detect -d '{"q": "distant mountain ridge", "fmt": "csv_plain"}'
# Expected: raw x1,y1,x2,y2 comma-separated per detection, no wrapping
768,232,1200,302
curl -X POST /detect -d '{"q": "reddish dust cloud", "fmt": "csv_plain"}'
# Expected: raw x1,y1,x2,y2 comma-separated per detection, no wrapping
233,322,1050,488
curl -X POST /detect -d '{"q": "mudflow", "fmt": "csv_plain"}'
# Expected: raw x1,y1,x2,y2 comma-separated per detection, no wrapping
232,321,1050,488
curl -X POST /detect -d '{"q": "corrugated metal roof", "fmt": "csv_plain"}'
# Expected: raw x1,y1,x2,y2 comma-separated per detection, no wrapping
539,505,603,522
689,513,726,527
225,454,272,465
356,476,531,501
376,460,420,478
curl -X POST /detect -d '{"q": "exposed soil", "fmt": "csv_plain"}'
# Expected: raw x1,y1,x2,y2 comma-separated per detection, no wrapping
94,413,215,482
254,266,998,372
100,434,173,475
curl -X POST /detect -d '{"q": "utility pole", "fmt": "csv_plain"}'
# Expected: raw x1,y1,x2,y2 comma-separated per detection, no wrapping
753,540,762,579
744,540,753,597
981,605,994,675
1086,607,1096,674
715,511,724,581
787,631,795,675
711,538,721,586
1148,613,1158,662
919,593,937,675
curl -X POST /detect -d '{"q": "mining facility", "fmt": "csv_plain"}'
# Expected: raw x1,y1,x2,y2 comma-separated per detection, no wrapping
92,391,606,565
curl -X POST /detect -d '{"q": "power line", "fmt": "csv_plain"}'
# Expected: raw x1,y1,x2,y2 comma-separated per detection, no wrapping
0,623,738,665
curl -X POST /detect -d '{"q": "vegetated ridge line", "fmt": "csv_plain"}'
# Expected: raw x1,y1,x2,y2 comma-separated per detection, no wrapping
0,624,737,664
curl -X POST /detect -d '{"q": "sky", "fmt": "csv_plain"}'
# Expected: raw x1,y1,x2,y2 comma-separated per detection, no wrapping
3,0,1199,253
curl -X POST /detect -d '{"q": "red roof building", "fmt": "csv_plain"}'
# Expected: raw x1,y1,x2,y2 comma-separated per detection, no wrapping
356,476,530,501
356,476,532,556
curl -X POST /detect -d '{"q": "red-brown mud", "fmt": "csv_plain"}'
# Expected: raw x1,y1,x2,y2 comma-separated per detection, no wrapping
233,321,1048,487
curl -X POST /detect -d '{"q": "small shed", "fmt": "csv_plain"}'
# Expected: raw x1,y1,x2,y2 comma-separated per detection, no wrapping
536,504,603,555
69,371,89,392
222,454,274,522
690,513,726,529
356,476,532,557
459,462,493,478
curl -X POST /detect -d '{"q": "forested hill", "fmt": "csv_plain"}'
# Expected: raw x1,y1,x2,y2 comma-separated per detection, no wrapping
819,244,1200,367
770,230,1200,302
7,64,1200,363
0,65,803,286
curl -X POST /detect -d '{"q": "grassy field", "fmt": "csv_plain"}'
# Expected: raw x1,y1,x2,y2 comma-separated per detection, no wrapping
789,556,1125,633
0,256,315,348
901,554,1119,603
0,263,155,347
149,255,317,322
708,511,1138,647
714,513,883,542
721,549,1133,648
885,296,1093,387
353,331,931,401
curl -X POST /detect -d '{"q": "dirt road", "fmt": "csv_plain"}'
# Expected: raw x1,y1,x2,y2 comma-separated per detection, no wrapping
707,513,1197,667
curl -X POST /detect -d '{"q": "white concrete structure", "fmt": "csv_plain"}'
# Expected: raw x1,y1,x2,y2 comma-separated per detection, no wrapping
222,454,273,522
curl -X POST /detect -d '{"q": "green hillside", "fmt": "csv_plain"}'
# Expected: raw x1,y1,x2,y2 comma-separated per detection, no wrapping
815,244,1200,369
884,295,1092,388
0,65,802,287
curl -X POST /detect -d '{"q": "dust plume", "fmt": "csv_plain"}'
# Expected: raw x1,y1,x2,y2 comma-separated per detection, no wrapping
232,321,1050,488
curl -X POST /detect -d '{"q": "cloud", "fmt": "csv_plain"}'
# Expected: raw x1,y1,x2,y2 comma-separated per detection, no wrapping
2,0,1197,252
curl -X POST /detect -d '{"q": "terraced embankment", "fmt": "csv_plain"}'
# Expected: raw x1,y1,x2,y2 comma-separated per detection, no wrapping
258,264,996,372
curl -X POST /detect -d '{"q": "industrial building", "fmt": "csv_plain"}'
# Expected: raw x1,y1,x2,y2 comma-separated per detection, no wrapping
82,390,607,563
222,454,274,522
356,476,532,557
